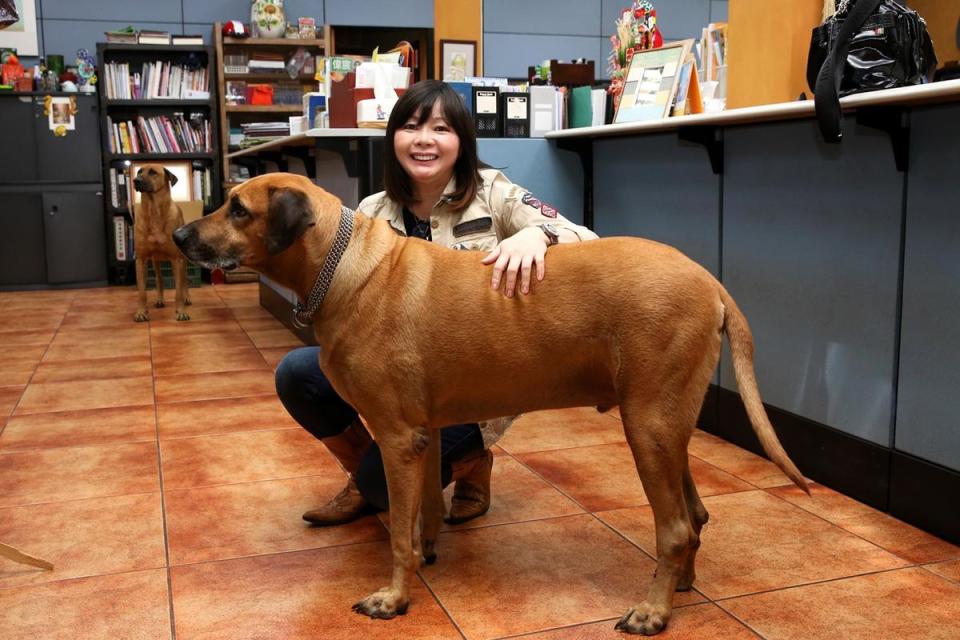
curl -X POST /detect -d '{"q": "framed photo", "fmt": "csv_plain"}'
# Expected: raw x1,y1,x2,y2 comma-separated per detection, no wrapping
47,96,75,131
614,40,694,124
440,39,476,82
0,0,39,56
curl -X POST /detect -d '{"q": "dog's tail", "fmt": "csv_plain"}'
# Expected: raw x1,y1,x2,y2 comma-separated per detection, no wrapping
719,286,810,494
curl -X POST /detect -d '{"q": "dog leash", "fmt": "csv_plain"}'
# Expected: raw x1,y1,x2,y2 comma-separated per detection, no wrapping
292,205,355,328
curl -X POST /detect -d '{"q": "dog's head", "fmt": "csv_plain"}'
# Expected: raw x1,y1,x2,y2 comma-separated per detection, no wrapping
133,164,178,194
173,173,341,277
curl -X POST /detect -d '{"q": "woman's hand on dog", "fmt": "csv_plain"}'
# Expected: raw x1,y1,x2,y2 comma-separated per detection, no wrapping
482,226,551,298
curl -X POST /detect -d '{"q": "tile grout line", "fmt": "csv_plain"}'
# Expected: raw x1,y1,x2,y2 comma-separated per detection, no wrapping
148,319,178,640
411,573,469,640
0,298,73,435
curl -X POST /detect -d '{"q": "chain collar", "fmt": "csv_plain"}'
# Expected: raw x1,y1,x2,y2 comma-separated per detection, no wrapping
292,206,355,329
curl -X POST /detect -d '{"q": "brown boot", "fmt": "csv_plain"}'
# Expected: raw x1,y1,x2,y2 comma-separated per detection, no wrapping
446,448,493,525
302,475,368,525
302,419,374,526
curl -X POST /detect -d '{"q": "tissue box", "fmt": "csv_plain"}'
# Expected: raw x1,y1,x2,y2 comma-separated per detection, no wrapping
357,98,398,129
355,62,412,90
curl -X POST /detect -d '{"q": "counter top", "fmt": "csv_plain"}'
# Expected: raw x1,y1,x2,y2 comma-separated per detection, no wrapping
547,79,960,140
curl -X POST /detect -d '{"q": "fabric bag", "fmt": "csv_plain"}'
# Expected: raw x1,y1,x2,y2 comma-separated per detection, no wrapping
807,0,937,142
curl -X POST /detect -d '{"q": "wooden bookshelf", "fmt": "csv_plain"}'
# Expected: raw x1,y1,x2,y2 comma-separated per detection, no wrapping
214,22,333,190
96,42,222,285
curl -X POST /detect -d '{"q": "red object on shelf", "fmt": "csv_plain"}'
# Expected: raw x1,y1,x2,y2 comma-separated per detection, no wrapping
211,268,225,284
248,84,274,105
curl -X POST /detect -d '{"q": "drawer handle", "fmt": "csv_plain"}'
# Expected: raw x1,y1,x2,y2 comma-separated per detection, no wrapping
49,205,58,216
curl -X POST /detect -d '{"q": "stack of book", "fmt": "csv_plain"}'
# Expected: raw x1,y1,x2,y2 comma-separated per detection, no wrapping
138,30,171,45
103,61,210,100
248,52,286,72
238,121,289,147
106,113,213,155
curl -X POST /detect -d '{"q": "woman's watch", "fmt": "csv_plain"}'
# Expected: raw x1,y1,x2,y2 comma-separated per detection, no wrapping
538,222,560,246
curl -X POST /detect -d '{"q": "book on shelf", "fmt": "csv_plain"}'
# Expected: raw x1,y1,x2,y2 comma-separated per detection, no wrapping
106,113,213,155
103,61,209,100
105,28,138,44
138,30,172,46
172,34,204,46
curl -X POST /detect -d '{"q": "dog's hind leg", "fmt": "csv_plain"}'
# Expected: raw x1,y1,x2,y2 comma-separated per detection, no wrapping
353,424,428,620
152,259,165,308
677,462,708,592
616,396,696,636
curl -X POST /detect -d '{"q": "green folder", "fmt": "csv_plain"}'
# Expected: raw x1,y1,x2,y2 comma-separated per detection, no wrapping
569,85,593,128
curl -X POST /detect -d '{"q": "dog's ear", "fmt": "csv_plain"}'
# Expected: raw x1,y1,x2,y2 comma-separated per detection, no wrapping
164,168,179,187
266,187,316,255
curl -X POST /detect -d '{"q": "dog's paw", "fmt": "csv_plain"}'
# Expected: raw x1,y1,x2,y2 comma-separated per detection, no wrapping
154,300,166,308
176,311,190,322
421,539,438,566
615,602,670,636
185,297,193,306
352,587,409,620
134,311,149,323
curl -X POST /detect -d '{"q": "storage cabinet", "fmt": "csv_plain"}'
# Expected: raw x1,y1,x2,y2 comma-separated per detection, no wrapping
0,93,107,289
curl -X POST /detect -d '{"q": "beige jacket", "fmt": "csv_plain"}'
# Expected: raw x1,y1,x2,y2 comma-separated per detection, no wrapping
357,168,598,446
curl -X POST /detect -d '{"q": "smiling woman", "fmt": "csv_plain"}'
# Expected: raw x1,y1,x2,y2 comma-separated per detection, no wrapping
273,78,599,530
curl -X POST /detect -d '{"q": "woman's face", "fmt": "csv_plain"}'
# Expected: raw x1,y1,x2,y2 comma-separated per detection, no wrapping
394,101,461,190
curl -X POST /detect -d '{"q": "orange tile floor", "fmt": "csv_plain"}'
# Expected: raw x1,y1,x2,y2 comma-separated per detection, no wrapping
1,283,959,640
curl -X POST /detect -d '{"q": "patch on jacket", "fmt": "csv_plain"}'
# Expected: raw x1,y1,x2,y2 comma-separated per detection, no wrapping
522,192,558,218
453,217,493,237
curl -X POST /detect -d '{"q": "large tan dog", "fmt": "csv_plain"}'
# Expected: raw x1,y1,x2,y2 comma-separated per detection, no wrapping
132,164,191,322
173,173,808,635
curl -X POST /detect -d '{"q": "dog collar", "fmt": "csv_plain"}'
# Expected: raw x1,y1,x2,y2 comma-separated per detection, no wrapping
292,206,355,328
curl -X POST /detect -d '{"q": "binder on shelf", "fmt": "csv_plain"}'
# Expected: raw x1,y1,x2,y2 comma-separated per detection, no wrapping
568,85,593,129
113,216,128,261
529,85,558,138
472,86,500,138
447,81,473,114
500,92,530,138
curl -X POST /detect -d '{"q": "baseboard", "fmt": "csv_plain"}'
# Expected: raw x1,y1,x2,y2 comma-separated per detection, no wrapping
702,385,960,545
889,451,960,545
258,281,317,346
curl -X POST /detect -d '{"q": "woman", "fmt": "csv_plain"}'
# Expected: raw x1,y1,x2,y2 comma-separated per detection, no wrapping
276,79,597,526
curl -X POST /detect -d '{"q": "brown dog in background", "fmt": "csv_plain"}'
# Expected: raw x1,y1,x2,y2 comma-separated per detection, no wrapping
132,164,191,322
173,173,808,636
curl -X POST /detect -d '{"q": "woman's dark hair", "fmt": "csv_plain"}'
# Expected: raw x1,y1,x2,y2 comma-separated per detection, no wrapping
384,79,481,212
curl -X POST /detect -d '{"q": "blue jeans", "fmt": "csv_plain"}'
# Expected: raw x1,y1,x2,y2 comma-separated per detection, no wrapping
275,347,484,510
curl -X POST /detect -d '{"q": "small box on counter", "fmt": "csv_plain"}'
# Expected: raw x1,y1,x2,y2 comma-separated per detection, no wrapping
302,92,326,128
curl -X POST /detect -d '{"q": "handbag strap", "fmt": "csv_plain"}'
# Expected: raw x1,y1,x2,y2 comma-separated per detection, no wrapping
814,0,884,142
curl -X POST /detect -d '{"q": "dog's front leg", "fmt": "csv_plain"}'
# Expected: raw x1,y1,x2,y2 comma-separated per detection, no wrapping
420,429,443,565
352,425,429,620
152,258,166,308
172,258,190,321
134,258,149,322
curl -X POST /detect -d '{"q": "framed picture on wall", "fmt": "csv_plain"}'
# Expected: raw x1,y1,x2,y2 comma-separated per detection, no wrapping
0,0,39,56
440,39,476,82
614,40,694,124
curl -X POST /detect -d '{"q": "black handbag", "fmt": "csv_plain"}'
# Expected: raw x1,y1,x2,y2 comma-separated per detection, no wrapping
807,0,937,142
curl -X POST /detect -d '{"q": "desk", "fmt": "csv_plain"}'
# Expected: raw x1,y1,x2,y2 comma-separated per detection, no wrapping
546,80,960,545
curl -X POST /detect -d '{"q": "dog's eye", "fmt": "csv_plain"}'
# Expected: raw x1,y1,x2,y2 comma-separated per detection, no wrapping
230,204,248,219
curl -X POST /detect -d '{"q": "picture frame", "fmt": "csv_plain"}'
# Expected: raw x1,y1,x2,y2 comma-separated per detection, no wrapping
0,0,39,56
614,39,695,124
440,39,477,82
46,96,75,131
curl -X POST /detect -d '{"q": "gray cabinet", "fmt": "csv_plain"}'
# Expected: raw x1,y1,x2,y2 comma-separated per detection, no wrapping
43,191,107,284
0,194,45,285
0,93,106,289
